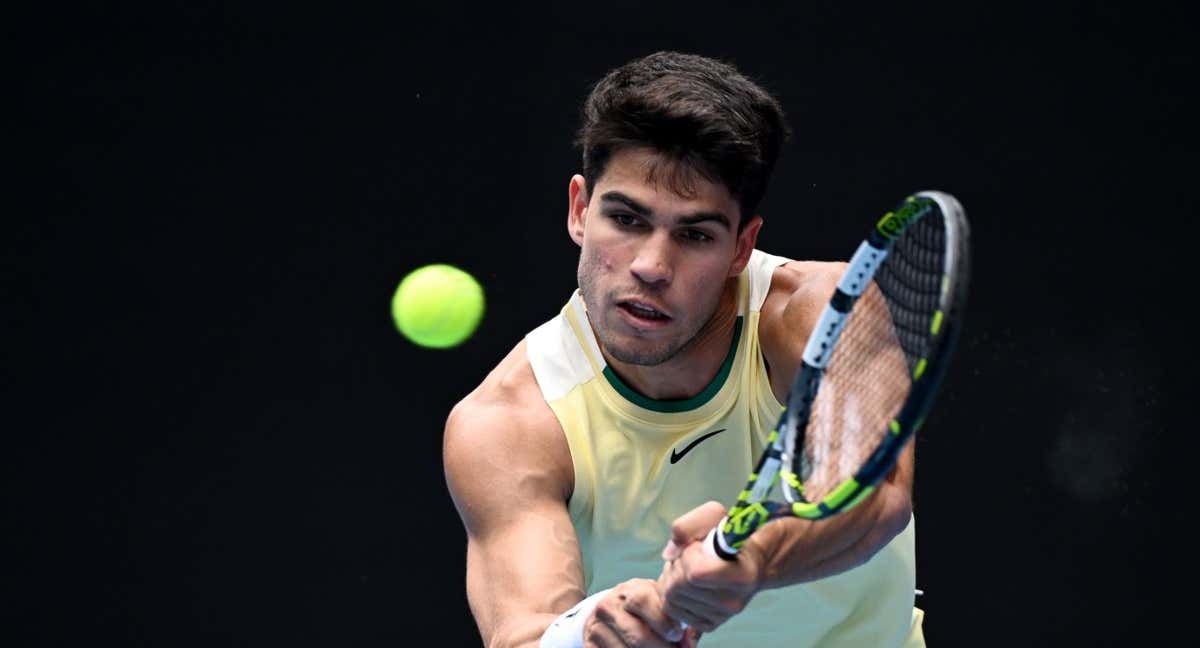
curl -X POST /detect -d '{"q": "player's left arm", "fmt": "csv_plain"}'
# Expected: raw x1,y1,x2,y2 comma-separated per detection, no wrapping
659,262,915,630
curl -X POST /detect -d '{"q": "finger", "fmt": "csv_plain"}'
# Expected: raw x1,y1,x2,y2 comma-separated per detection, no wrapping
672,586,729,619
673,540,759,593
661,539,681,561
664,601,720,633
583,618,621,648
593,582,678,647
596,613,676,648
660,558,734,628
620,586,685,642
680,626,703,648
661,537,727,591
663,588,726,632
668,501,727,551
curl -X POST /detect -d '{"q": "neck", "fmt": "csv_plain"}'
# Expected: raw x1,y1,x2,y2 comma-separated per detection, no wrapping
599,278,739,401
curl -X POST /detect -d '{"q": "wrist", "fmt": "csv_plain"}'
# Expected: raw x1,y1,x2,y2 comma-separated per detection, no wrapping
539,588,611,648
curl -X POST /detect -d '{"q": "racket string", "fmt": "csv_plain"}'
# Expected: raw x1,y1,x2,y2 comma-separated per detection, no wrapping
799,299,912,500
795,213,947,503
877,219,944,371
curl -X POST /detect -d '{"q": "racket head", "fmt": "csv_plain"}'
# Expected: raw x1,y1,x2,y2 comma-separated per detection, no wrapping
713,191,969,557
783,190,970,518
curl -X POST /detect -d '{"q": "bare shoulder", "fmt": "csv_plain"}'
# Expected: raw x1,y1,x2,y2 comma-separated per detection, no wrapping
443,339,573,531
758,260,847,395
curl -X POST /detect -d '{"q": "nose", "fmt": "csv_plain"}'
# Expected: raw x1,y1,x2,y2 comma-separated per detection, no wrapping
629,231,674,285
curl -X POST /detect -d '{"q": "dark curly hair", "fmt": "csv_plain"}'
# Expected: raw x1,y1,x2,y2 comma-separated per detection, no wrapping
575,51,791,228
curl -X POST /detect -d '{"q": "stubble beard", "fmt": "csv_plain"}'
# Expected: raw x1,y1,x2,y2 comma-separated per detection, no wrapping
576,259,719,367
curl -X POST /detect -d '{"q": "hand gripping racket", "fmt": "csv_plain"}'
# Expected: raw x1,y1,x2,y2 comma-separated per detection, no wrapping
707,189,970,558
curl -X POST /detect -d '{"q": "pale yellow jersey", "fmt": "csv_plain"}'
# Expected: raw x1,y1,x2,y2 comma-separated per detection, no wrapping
525,250,926,647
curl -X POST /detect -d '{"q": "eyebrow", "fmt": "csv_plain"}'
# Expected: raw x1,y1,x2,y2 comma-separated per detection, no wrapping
599,191,732,230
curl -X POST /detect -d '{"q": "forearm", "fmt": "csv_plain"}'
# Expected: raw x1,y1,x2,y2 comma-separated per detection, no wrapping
470,576,583,648
465,528,586,647
468,575,585,648
482,613,563,648
743,479,912,588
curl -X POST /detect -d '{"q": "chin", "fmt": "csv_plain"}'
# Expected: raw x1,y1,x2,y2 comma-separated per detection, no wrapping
605,335,681,367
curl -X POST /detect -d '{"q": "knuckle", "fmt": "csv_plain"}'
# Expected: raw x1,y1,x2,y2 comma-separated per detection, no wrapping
614,624,646,648
593,599,616,621
662,600,679,618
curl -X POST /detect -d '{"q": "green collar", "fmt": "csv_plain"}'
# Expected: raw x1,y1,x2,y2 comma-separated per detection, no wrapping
601,316,743,413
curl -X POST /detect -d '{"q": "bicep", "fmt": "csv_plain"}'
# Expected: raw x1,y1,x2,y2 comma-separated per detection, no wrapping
444,402,585,647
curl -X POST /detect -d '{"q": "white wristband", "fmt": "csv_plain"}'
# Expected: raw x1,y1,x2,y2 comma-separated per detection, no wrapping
539,588,611,648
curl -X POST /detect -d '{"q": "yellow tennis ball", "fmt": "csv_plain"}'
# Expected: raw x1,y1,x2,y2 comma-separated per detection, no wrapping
390,264,485,349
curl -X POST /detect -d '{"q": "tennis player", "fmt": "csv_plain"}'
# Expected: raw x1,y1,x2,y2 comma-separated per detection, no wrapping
444,51,926,647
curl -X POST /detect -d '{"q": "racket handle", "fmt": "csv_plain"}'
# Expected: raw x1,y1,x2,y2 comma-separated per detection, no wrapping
711,518,754,560
707,525,738,560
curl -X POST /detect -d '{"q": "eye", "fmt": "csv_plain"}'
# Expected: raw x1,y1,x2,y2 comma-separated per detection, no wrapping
682,229,713,243
611,213,642,228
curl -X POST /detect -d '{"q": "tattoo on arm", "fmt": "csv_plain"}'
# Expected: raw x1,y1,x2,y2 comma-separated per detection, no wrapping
545,509,586,609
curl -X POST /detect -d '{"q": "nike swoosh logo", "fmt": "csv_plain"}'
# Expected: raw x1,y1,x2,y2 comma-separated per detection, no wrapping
670,429,726,464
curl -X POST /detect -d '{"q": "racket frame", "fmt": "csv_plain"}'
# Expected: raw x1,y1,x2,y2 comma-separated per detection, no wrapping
712,191,969,558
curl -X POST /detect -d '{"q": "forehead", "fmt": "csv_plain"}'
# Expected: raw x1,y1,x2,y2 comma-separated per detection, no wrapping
593,148,740,218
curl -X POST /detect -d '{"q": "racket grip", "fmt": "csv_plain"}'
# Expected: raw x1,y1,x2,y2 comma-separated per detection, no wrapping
706,525,738,560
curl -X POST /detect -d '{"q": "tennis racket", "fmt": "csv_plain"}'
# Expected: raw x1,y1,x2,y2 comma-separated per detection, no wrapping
706,189,970,559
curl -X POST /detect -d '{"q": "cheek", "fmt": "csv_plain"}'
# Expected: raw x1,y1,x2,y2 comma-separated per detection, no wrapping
682,261,729,302
582,238,622,273
686,275,719,302
579,242,602,272
577,243,614,293
600,250,618,271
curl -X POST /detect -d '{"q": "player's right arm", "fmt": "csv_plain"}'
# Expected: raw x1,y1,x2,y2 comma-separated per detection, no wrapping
444,342,683,648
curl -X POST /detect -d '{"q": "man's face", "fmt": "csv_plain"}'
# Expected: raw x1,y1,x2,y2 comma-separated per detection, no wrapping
569,148,761,366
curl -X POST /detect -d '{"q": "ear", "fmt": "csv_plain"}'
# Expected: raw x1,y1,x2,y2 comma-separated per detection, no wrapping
567,174,589,247
728,214,763,277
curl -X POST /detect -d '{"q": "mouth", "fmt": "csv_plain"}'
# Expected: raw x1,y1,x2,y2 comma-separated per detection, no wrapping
616,299,672,328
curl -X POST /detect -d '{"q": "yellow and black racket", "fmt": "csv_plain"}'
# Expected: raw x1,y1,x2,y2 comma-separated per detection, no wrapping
709,190,971,558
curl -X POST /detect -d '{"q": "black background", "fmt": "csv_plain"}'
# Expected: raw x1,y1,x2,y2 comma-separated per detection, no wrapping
8,1,1192,646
